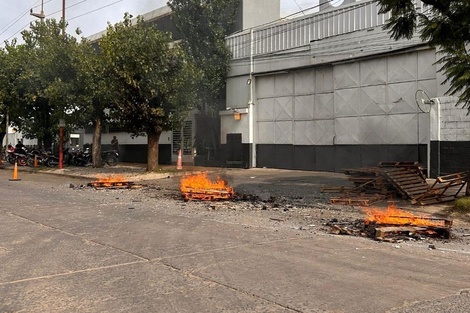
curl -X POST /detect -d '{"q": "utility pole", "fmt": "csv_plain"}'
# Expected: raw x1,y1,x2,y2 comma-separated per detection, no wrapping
30,0,45,21
62,0,66,36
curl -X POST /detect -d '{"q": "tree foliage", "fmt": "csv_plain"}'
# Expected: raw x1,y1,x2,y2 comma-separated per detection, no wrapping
99,14,197,171
1,19,84,149
376,0,470,112
0,43,23,146
168,0,239,115
66,38,115,167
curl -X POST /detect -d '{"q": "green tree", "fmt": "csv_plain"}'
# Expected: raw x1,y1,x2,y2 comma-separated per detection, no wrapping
99,14,198,171
168,0,239,160
376,0,470,112
66,37,115,167
6,19,84,149
0,45,18,148
168,0,238,114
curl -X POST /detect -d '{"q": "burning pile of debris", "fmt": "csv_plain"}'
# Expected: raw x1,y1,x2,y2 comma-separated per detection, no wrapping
180,172,235,201
322,162,469,206
329,204,452,242
87,175,142,189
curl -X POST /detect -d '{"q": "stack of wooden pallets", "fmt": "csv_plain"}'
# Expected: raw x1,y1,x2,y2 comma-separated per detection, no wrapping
323,162,469,206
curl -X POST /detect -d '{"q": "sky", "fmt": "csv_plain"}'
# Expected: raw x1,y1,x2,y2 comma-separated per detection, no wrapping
0,0,321,46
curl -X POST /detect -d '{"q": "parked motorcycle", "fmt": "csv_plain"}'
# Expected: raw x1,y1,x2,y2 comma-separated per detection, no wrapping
71,148,119,167
46,148,73,167
8,147,28,166
26,149,49,167
70,148,92,167
26,148,72,167
101,150,119,166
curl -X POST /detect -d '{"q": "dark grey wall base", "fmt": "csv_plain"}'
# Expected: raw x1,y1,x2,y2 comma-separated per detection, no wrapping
430,141,470,177
256,144,427,172
102,144,172,165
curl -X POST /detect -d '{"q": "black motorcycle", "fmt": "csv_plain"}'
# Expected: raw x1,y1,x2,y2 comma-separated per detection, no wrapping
71,148,92,167
27,148,73,167
71,148,117,167
26,149,49,167
101,150,119,166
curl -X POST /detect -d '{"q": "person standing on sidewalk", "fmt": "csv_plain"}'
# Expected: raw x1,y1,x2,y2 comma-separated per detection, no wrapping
111,136,119,153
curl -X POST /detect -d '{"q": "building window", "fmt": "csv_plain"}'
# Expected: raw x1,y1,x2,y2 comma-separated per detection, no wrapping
173,121,193,155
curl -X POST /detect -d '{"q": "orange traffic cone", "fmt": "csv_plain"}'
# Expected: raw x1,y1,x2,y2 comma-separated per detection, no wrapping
34,155,38,167
9,162,21,181
176,149,183,170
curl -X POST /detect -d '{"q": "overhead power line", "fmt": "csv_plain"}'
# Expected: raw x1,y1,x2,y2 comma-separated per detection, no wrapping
0,0,124,46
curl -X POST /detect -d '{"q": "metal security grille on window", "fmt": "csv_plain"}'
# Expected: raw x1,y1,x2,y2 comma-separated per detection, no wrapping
172,121,193,155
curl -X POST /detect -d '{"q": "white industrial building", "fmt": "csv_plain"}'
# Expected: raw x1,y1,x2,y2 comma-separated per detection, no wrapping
221,0,470,177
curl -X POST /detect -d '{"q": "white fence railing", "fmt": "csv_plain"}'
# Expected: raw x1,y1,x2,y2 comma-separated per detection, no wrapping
227,0,425,59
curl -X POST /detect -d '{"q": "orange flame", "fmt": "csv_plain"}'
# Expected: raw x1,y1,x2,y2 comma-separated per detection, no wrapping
95,175,126,183
362,204,445,227
180,172,234,200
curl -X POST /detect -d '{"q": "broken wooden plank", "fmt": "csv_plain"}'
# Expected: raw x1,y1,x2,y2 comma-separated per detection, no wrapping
320,186,353,193
375,226,427,239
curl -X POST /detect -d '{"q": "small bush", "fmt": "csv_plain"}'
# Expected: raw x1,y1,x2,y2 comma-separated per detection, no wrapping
454,197,470,213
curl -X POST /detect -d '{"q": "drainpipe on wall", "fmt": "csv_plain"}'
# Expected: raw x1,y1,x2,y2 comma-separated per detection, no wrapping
435,98,441,176
248,28,256,168
429,97,441,177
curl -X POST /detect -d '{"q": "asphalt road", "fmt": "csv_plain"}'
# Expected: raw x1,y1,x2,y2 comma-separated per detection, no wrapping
1,169,470,312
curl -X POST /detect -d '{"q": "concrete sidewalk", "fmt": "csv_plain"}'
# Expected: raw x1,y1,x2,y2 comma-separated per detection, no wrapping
0,161,225,181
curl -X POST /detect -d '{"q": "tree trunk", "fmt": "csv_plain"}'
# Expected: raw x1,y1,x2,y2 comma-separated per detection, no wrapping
43,132,53,151
147,127,161,172
92,116,102,168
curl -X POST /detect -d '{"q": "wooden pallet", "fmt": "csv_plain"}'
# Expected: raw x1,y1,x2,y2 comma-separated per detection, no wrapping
412,172,468,205
88,181,139,189
380,166,429,201
374,225,451,240
320,186,353,193
340,166,395,195
329,194,385,206
182,188,233,201
327,162,467,206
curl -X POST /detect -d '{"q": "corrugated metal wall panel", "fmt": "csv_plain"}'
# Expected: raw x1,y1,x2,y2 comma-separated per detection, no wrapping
257,98,275,121
274,97,293,121
335,63,360,89
258,121,275,144
386,82,418,114
315,67,334,93
294,69,315,95
294,121,315,145
314,93,335,119
294,95,314,120
274,121,293,144
418,49,436,80
335,88,362,117
387,114,418,144
388,52,418,83
357,115,388,144
274,73,294,97
361,85,388,115
253,48,436,147
257,76,275,99
360,57,387,86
